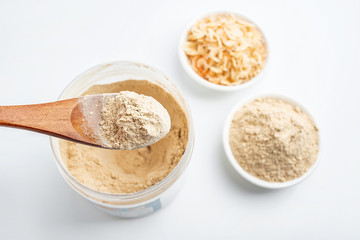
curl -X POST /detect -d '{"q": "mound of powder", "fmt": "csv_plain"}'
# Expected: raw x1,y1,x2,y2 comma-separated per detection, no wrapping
229,97,319,182
99,91,171,150
59,80,188,194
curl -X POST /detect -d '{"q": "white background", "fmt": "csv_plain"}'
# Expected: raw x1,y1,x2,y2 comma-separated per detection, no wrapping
0,0,359,239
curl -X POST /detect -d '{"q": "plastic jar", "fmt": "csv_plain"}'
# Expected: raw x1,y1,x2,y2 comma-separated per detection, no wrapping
50,61,194,218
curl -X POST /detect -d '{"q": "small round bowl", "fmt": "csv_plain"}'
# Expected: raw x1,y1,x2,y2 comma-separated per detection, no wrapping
223,94,321,189
179,11,269,92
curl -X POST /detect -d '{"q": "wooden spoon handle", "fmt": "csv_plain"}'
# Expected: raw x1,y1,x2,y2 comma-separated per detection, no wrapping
0,98,85,142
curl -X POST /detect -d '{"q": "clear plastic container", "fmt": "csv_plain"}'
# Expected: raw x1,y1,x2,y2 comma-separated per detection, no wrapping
50,61,194,218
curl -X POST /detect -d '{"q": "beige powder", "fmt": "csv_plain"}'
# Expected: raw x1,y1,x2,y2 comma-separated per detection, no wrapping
59,80,188,194
229,97,319,182
99,91,171,150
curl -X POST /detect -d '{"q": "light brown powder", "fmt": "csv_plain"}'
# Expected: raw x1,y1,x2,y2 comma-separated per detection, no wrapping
59,80,188,194
229,97,319,182
99,91,171,150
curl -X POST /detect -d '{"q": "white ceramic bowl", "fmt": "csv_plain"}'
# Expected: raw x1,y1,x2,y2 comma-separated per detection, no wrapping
223,94,321,189
179,11,269,92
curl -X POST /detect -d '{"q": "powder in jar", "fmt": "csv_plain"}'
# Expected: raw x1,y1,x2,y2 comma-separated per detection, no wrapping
99,91,171,150
59,80,188,194
229,97,319,182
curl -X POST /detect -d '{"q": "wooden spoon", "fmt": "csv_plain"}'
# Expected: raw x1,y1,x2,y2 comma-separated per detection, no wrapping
0,94,165,149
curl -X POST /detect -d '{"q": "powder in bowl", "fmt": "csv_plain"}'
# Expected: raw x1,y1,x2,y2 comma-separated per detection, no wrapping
229,97,319,182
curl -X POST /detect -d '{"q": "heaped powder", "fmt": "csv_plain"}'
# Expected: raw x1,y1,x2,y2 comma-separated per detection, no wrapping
99,91,171,150
229,97,319,182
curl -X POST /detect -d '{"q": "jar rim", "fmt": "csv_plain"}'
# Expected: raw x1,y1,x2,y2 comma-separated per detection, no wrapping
50,61,194,204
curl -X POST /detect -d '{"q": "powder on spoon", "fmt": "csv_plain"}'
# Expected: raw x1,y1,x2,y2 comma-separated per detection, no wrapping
229,97,319,182
99,91,171,150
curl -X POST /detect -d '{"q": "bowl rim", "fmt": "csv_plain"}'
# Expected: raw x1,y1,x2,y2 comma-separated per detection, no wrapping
178,11,270,92
223,94,321,189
